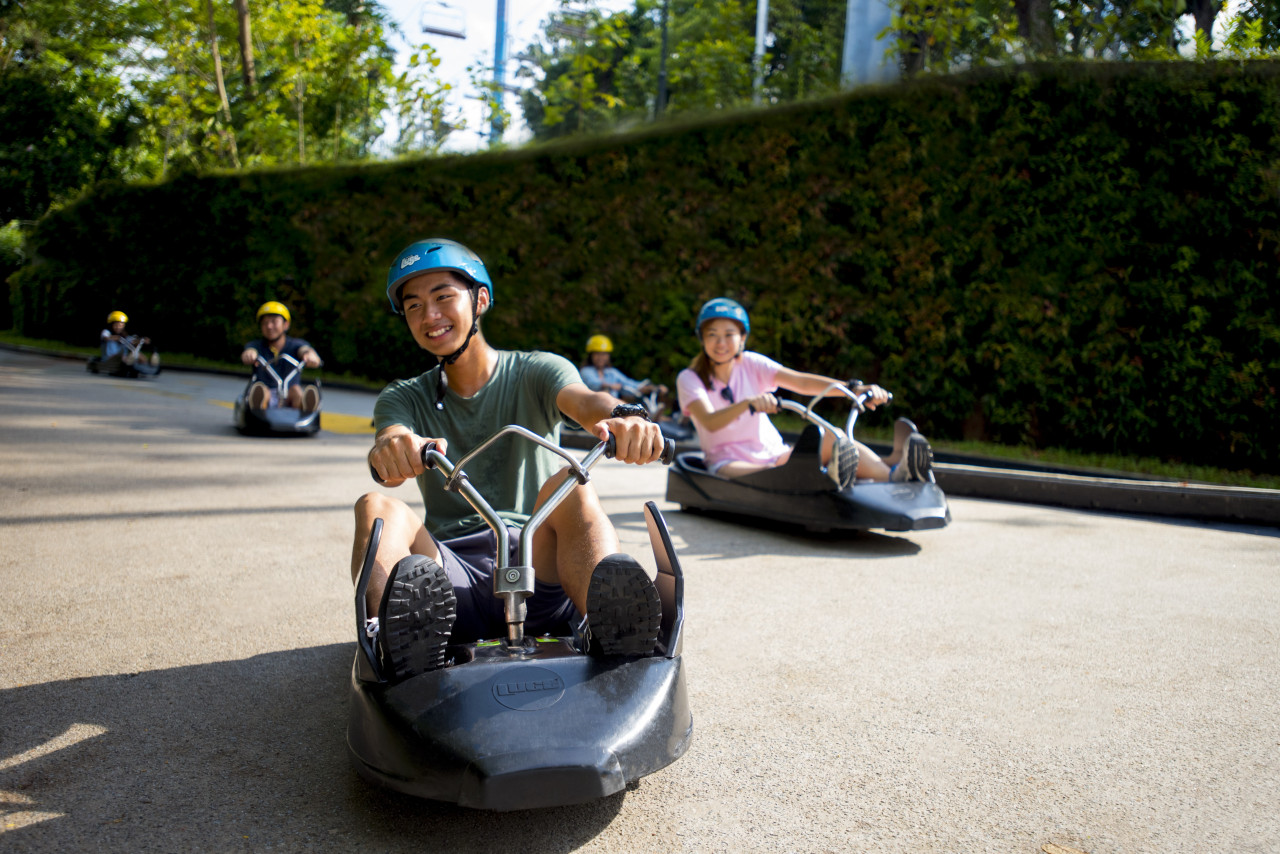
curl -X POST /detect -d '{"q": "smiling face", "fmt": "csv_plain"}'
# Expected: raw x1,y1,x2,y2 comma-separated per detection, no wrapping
108,321,126,335
700,317,745,363
259,313,289,344
399,271,487,356
589,351,611,369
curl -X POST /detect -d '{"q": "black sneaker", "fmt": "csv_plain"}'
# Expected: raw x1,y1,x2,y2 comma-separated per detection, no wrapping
587,554,661,657
891,432,934,483
377,555,457,680
827,436,860,490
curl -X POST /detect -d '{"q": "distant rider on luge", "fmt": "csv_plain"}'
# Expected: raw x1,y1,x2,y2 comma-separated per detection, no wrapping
352,238,669,682
97,310,161,371
676,297,934,487
240,301,322,413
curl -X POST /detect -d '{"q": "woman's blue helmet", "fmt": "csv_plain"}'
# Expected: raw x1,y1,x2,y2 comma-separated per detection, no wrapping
385,239,492,314
695,298,750,337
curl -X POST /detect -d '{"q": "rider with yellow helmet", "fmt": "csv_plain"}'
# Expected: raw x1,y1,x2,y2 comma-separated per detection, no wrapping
241,301,323,412
579,333,670,413
97,310,160,372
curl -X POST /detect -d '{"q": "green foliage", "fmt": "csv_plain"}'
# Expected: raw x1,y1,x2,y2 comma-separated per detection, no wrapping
1,0,424,206
127,0,397,170
0,219,24,328
517,0,854,141
12,62,1280,473
0,68,124,221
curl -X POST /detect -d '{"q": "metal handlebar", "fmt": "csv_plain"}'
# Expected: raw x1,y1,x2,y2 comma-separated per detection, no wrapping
785,384,894,444
254,353,306,394
414,428,675,647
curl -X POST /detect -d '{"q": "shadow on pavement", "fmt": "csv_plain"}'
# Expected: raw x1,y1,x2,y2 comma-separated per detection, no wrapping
0,645,626,852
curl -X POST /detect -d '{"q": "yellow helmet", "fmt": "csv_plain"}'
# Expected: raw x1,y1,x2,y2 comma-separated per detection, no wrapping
586,334,613,353
256,301,291,323
107,311,128,324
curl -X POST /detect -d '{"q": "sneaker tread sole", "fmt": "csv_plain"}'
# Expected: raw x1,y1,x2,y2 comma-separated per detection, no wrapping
829,437,859,490
380,557,456,679
904,434,933,482
587,555,661,657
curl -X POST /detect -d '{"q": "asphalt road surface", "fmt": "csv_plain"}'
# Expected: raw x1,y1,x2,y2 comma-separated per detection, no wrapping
2,349,1277,853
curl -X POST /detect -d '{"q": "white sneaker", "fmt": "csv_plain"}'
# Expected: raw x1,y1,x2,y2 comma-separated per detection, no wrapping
827,436,859,490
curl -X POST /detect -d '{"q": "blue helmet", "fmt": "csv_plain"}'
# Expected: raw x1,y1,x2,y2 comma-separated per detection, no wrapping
695,297,750,337
385,239,492,314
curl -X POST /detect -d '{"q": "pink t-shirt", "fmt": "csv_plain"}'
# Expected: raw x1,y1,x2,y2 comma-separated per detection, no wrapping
676,351,788,468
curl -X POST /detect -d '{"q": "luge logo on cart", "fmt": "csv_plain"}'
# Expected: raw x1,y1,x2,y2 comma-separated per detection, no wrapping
492,666,566,711
496,676,563,696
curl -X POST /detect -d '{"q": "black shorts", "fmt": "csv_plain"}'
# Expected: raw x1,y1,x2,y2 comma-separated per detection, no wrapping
434,524,581,642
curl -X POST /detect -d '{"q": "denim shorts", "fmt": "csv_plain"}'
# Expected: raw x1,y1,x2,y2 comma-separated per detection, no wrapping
434,524,581,643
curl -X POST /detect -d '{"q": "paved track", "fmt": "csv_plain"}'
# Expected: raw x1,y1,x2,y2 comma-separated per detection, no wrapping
2,349,1277,853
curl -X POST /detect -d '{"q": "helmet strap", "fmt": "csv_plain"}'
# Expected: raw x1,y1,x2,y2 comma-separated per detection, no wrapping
431,284,482,411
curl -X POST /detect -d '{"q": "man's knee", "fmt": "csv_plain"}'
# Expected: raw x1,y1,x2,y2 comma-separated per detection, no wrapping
355,491,433,538
354,492,419,529
539,467,603,509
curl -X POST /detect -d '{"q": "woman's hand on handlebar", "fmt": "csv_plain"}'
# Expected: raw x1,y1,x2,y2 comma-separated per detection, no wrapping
369,429,449,485
851,383,890,409
596,417,664,464
747,392,779,414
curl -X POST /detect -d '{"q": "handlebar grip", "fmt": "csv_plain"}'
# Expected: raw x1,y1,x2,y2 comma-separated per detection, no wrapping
371,442,439,483
661,438,676,465
603,435,675,464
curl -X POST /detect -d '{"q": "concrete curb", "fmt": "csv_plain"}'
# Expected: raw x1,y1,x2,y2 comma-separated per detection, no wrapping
934,463,1280,527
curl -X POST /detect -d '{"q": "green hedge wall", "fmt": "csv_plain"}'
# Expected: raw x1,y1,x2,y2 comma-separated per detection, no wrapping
12,62,1280,472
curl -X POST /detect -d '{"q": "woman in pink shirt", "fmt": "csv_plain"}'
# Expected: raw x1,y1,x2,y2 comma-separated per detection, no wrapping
676,298,932,487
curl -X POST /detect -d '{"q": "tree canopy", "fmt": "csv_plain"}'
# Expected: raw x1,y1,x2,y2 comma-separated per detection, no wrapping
514,0,1280,142
4,0,1280,224
1,0,462,220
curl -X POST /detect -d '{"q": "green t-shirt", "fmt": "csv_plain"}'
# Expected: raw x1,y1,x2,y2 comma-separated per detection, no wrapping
373,349,582,540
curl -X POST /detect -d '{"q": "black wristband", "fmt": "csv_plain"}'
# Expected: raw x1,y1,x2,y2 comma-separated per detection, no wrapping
610,403,652,421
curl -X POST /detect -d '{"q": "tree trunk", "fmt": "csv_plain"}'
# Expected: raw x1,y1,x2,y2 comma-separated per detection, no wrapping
900,29,928,76
1185,0,1222,43
295,39,305,164
233,0,256,97
1013,0,1056,56
204,0,241,167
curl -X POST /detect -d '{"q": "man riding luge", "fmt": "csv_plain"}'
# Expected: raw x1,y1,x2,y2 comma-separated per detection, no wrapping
240,301,322,412
352,238,667,682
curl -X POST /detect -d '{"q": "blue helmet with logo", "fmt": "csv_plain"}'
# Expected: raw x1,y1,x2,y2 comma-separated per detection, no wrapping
385,239,492,314
695,297,750,337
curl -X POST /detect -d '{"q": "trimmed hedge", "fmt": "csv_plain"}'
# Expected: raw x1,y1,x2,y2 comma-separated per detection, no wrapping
12,62,1280,471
